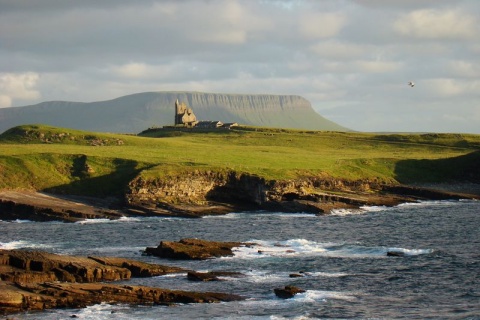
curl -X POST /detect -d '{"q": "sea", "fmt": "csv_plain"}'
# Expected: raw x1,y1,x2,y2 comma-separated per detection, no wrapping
1,199,479,320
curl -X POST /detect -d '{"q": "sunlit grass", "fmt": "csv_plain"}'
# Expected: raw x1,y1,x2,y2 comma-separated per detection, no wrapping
1,124,479,195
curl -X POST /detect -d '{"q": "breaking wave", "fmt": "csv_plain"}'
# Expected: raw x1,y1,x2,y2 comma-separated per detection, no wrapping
230,239,432,259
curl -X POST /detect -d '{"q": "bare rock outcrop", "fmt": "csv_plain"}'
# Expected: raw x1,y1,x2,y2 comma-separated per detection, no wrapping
0,249,245,315
127,170,479,217
274,286,306,299
0,281,243,315
145,238,252,260
0,249,187,284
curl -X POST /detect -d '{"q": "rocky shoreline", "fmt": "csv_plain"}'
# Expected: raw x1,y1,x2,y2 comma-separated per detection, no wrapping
0,241,249,315
0,237,424,315
0,181,478,223
1,181,479,315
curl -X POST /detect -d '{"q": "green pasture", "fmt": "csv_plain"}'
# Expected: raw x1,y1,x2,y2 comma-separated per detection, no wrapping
1,124,479,196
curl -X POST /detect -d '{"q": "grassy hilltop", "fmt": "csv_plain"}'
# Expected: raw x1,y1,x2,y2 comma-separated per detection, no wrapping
1,124,479,198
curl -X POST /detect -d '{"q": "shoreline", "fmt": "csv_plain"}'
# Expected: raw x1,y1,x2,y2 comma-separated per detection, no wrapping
0,183,479,222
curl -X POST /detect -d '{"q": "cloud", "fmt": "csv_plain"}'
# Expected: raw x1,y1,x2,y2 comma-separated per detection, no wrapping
310,40,366,59
353,60,403,73
424,78,480,97
447,60,480,78
0,0,479,133
393,9,478,40
110,63,151,79
0,72,40,108
298,12,347,39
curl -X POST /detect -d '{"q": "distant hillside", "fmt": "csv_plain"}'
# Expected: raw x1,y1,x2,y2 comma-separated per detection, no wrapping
0,92,349,133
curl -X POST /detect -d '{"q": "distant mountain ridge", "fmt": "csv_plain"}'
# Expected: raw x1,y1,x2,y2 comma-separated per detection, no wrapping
0,91,349,133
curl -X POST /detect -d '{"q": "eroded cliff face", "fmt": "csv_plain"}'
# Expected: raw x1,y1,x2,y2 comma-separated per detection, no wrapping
126,170,387,215
126,171,268,207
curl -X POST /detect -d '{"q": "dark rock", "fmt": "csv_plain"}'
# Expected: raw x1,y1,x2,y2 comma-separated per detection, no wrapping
187,271,220,282
186,270,244,282
88,256,186,277
0,249,244,315
289,273,304,278
387,251,405,257
0,281,244,315
145,238,252,260
274,286,306,299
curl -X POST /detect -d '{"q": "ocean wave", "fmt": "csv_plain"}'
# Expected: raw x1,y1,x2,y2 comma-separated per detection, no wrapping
203,212,316,219
221,270,349,283
76,218,114,224
396,200,458,208
329,208,367,216
229,239,432,259
0,240,54,250
293,289,358,302
76,216,141,224
241,289,357,308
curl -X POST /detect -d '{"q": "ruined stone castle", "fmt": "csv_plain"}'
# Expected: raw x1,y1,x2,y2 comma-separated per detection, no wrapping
174,99,237,129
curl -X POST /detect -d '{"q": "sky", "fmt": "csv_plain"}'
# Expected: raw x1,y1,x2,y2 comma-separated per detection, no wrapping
1,0,479,133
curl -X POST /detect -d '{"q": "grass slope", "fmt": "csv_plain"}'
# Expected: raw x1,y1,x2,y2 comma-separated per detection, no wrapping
0,124,479,197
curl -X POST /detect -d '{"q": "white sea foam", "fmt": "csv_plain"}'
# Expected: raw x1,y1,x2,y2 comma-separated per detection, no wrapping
203,212,316,219
222,270,349,283
360,205,389,212
76,216,141,224
0,240,53,250
12,219,34,223
64,302,136,320
292,290,357,302
229,239,432,259
329,208,366,216
76,218,113,224
118,216,141,222
241,289,357,308
385,247,433,256
396,200,457,208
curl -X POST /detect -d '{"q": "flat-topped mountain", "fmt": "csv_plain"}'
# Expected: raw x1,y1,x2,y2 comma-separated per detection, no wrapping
0,92,349,133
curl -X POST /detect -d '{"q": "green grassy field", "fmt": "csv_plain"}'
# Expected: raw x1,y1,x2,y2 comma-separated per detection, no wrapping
1,124,479,197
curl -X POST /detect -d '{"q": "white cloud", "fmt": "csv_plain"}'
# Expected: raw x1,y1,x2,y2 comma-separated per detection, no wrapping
394,9,478,40
112,63,149,79
310,40,366,59
183,1,271,44
298,12,347,39
0,0,479,133
447,60,480,78
353,60,403,73
0,72,41,108
424,78,480,97
0,95,12,108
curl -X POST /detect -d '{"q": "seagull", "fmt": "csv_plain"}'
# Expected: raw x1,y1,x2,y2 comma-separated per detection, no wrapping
408,81,415,87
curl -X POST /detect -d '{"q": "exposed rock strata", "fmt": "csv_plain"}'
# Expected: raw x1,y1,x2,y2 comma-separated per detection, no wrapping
0,281,243,315
0,250,185,284
127,171,478,216
0,249,243,315
145,238,251,260
1,172,477,222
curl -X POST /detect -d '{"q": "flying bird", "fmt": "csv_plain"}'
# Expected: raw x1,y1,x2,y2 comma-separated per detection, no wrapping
408,81,415,87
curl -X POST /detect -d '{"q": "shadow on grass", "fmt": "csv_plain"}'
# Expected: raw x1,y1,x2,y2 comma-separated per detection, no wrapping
394,151,480,184
43,158,151,201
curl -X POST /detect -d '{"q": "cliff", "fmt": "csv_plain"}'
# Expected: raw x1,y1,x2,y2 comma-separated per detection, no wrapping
0,92,349,133
126,170,476,216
